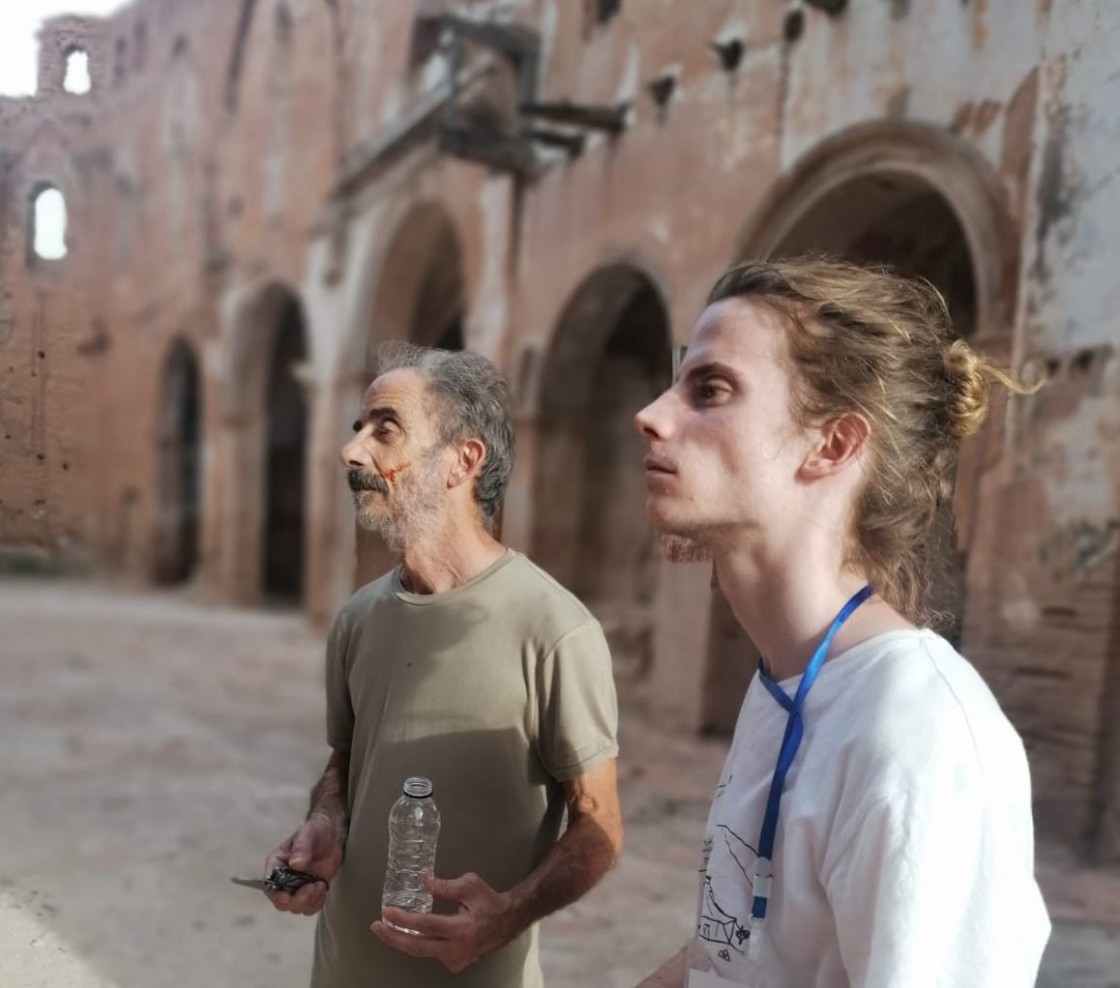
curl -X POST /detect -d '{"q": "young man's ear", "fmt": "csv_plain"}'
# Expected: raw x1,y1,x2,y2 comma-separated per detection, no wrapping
448,437,487,489
800,412,870,480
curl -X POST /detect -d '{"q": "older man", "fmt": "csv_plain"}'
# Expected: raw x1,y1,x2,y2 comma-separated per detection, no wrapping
265,344,622,988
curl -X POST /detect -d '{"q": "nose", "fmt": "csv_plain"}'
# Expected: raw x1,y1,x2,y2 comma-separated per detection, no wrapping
635,389,674,441
340,431,372,470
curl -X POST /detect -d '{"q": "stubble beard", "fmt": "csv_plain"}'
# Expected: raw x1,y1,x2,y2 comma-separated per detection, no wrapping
354,453,445,555
647,496,714,564
659,534,714,564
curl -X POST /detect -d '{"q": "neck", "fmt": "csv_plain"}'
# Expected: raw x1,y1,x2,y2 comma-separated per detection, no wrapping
714,536,881,682
397,515,505,595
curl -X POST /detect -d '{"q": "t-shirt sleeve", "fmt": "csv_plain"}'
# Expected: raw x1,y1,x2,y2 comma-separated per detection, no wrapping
534,617,619,782
324,612,354,752
823,768,1050,987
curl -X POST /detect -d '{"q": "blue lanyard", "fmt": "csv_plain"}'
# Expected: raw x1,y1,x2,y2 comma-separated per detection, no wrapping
748,585,873,941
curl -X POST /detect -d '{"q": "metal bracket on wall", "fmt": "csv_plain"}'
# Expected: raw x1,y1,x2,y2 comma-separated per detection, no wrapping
803,0,849,15
438,17,630,175
438,15,541,175
518,100,630,134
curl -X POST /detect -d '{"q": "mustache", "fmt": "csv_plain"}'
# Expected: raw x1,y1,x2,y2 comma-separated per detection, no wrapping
348,469,389,495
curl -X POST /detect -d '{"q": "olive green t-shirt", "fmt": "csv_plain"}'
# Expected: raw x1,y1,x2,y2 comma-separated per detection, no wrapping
311,549,619,988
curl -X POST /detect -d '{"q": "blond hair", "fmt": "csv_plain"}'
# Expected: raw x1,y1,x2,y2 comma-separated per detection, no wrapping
707,255,1035,626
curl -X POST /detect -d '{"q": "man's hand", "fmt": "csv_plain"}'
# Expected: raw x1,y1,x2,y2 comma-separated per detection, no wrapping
371,872,520,972
264,813,345,916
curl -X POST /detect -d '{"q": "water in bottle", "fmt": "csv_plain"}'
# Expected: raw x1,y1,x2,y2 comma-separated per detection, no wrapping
381,776,441,930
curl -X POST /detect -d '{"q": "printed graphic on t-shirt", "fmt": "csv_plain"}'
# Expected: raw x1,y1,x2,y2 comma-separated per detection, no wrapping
696,773,760,964
698,825,756,959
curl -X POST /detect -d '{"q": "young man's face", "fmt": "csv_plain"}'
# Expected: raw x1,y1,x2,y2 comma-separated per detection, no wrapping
340,368,449,548
635,296,815,551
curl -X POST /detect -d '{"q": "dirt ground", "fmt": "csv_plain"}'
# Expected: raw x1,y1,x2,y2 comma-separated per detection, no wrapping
2,577,1118,988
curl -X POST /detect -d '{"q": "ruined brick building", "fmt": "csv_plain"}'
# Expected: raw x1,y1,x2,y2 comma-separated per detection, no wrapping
1,0,1118,861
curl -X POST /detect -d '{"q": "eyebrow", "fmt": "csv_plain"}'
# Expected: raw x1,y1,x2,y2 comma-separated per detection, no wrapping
357,405,405,427
681,360,739,383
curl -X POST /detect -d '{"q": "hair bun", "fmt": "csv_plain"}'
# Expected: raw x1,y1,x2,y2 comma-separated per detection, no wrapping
944,339,990,438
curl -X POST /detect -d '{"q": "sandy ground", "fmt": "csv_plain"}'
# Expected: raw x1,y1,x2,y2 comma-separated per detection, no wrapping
1,577,1118,988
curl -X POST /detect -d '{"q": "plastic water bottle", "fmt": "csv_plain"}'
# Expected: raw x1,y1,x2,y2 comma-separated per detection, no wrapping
381,777,441,927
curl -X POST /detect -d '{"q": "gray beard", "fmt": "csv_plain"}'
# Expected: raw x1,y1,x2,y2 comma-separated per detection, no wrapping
357,506,406,555
355,453,445,554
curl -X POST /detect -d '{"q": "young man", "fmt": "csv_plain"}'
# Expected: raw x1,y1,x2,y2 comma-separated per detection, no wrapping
634,258,1049,987
264,344,622,988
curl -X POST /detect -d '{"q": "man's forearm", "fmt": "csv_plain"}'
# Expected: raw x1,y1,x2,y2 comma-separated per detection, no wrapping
635,946,688,988
505,809,621,931
308,749,350,838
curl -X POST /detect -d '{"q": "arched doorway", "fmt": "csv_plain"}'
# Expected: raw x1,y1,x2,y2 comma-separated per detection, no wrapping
263,296,308,600
352,202,466,586
770,171,978,641
223,281,310,606
408,211,465,351
701,123,1014,732
534,265,672,684
154,338,201,583
362,201,465,359
764,173,978,336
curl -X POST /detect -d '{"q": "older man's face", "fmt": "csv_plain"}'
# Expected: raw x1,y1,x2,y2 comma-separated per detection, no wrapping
340,368,449,549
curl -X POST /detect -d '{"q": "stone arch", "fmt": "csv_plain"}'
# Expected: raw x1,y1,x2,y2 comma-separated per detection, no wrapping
18,119,85,269
737,120,1019,338
153,337,202,584
349,200,467,374
347,200,468,585
702,121,1018,731
224,280,310,604
532,263,673,683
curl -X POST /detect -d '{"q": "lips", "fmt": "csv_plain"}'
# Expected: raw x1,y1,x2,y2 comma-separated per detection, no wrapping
644,454,676,475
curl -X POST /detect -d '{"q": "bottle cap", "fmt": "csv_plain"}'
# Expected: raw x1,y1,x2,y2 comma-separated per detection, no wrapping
402,776,433,798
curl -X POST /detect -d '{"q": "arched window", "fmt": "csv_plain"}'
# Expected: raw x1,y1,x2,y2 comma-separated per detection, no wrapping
225,0,259,112
63,49,91,94
134,22,148,70
275,1,293,44
597,0,622,23
31,187,68,261
114,38,128,85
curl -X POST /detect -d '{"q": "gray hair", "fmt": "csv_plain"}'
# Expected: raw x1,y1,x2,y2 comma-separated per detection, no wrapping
374,342,514,527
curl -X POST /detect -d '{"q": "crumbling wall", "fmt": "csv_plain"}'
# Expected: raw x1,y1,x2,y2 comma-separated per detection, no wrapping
0,15,111,569
966,0,1120,857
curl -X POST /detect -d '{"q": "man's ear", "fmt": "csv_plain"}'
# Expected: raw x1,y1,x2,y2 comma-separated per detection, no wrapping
447,437,487,490
800,412,870,480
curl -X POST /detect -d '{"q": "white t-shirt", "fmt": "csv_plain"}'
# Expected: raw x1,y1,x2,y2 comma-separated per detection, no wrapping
687,630,1050,988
